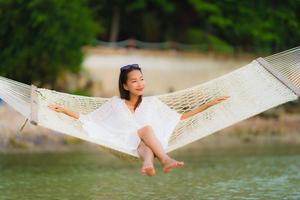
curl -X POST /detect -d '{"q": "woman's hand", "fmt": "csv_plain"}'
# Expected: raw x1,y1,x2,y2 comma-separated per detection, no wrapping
48,104,79,119
48,104,65,113
180,95,230,120
207,95,230,107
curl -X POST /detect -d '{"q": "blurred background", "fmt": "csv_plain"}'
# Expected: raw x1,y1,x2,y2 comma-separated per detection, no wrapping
0,1,300,199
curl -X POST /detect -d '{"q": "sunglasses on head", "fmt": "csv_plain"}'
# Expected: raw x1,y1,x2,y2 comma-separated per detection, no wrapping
120,64,140,72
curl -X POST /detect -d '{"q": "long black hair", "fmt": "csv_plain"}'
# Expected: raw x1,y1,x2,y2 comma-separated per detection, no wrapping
118,64,143,111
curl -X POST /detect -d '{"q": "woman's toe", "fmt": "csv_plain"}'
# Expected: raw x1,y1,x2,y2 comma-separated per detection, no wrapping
141,165,156,176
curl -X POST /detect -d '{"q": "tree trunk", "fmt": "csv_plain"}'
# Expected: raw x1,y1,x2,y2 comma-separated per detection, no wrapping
109,6,120,43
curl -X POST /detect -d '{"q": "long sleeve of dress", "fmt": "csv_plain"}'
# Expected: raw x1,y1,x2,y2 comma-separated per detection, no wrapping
78,99,113,125
78,99,116,142
152,96,182,149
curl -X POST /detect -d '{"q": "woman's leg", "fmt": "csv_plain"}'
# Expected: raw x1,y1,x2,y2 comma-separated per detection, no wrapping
137,125,184,173
137,141,155,176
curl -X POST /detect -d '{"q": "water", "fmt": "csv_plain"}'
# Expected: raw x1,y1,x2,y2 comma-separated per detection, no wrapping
0,144,299,200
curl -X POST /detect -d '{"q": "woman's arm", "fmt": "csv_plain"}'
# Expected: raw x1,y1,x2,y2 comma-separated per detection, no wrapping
48,104,80,119
180,96,230,120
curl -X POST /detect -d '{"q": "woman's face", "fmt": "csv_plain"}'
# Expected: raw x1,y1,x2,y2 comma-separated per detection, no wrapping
123,69,145,96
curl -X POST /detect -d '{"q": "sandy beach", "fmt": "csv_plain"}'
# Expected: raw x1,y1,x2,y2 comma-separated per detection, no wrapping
76,47,255,97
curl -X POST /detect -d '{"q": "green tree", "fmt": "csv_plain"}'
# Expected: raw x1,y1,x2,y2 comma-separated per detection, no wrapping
188,0,300,53
88,0,176,42
0,0,99,87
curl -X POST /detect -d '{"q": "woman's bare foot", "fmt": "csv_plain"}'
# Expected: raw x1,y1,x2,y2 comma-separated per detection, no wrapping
162,158,184,173
141,162,156,176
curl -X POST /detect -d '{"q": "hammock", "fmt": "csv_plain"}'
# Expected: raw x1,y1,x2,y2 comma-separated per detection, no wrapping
0,47,299,160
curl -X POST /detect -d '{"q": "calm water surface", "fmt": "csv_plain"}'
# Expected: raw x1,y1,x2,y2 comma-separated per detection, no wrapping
0,144,299,200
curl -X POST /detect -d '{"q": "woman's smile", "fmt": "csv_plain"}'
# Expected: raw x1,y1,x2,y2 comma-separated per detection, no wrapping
136,87,144,91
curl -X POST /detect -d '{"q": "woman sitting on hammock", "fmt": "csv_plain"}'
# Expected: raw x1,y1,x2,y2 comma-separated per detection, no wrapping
48,64,229,176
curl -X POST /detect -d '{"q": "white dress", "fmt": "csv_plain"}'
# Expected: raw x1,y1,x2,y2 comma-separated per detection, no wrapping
79,96,182,151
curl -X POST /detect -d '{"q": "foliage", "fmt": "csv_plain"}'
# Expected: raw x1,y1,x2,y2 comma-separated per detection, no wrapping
188,0,300,53
71,88,92,97
89,0,300,53
0,0,99,86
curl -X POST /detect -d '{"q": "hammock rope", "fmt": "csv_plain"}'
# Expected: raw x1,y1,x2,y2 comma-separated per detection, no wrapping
0,47,299,159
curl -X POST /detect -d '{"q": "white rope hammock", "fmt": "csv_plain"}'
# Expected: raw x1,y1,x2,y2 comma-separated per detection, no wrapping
0,47,299,159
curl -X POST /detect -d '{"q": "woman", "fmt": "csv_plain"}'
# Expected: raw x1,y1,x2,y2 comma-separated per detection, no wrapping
48,64,229,176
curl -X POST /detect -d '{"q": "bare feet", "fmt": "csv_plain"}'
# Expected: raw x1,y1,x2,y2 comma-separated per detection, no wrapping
141,163,156,176
162,158,184,173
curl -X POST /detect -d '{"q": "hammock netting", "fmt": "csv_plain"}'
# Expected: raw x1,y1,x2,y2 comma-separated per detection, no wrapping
0,47,299,160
